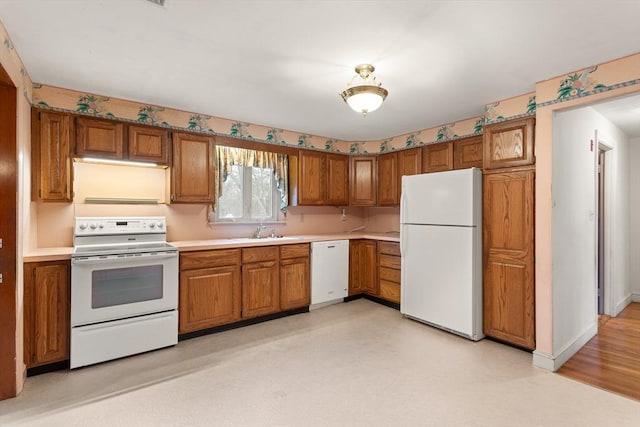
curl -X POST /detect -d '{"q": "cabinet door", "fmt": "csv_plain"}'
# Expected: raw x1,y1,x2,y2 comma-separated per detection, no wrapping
360,240,378,295
34,111,73,201
298,150,326,205
483,117,535,170
349,156,377,206
24,262,70,368
128,125,169,165
179,265,241,333
75,117,124,159
423,142,453,173
397,147,422,198
171,132,215,203
377,152,398,206
326,153,349,206
453,135,483,169
483,170,535,349
280,257,310,310
242,261,280,318
349,241,364,295
349,240,377,295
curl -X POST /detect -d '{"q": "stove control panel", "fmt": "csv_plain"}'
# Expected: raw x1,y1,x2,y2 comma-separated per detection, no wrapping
74,217,166,236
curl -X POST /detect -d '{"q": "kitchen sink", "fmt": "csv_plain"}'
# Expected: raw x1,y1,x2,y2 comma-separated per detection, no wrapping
231,236,300,243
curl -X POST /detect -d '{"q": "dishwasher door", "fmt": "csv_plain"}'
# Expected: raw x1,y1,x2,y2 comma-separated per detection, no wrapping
311,240,349,306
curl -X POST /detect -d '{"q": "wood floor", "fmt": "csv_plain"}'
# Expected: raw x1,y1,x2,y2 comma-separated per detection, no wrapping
558,302,640,401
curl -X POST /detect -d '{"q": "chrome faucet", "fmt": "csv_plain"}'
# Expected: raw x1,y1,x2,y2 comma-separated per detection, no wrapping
254,223,266,238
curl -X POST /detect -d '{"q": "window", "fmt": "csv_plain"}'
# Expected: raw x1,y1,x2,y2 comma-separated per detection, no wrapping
216,164,279,222
214,146,289,223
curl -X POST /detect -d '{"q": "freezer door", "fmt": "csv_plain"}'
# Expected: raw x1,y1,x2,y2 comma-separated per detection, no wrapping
400,224,482,339
401,168,481,227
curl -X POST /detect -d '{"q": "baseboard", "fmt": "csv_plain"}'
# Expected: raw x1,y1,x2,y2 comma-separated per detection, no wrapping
532,322,598,371
613,294,633,316
532,351,555,371
632,292,640,302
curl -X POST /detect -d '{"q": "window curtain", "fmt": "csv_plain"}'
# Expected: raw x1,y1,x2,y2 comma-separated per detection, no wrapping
215,146,289,213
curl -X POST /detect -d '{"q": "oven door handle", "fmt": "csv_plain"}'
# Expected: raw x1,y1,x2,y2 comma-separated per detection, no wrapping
72,253,178,265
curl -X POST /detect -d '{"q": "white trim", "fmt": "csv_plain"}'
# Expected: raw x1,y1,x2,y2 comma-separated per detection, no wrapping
597,138,615,316
532,351,555,371
631,292,640,302
533,322,598,371
613,294,632,317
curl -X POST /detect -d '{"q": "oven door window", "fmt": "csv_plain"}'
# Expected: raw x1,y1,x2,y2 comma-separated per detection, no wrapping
92,265,163,308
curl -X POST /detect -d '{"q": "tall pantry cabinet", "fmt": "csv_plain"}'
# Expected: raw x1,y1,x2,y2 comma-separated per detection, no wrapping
482,117,536,350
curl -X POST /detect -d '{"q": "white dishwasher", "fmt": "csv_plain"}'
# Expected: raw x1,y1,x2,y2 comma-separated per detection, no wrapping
311,240,349,307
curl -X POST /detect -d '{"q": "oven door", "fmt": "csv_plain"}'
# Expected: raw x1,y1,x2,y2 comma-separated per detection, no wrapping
71,251,178,327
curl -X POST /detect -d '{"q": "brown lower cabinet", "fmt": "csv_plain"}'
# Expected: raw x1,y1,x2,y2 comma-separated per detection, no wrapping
179,249,242,333
377,242,401,304
23,261,70,368
279,244,311,310
483,169,535,349
179,244,311,334
349,240,378,296
242,247,280,319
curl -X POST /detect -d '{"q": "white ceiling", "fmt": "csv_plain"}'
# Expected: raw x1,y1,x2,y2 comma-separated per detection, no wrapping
0,0,639,141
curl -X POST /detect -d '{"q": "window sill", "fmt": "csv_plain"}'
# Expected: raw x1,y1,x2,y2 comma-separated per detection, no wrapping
207,220,287,226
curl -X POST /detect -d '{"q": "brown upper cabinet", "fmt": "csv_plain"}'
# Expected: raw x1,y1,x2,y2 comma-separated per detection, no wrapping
453,135,483,170
171,132,215,203
422,142,453,173
349,156,377,206
290,150,349,206
483,117,535,170
76,116,170,166
397,147,422,198
397,147,422,177
31,110,74,202
378,152,398,206
326,153,350,206
76,117,124,159
128,125,170,165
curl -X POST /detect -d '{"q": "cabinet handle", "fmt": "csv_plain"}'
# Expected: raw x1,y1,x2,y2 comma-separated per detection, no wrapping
260,262,275,268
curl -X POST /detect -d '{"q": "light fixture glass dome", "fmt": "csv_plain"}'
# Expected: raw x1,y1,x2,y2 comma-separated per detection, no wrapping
340,64,388,116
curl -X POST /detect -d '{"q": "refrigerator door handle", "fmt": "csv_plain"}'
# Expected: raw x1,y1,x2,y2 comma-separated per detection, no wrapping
400,191,406,258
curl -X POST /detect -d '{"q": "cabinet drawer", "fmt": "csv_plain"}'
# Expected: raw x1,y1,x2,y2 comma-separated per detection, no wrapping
180,249,240,270
379,280,400,303
378,241,400,256
242,246,279,263
280,243,310,260
379,266,400,283
379,254,401,270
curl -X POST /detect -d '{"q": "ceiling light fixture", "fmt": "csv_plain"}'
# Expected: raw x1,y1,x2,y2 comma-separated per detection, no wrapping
340,64,388,116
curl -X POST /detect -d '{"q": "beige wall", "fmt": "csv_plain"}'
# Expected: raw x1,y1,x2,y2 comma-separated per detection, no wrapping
34,162,368,247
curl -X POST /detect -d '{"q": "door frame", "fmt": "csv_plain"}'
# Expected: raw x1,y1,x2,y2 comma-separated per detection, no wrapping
596,134,614,318
0,65,18,399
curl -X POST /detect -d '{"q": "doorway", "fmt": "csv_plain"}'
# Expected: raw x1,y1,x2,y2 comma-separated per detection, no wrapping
596,139,613,320
597,148,605,315
0,64,17,400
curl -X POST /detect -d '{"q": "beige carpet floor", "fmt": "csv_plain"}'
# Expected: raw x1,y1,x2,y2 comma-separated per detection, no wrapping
1,299,639,426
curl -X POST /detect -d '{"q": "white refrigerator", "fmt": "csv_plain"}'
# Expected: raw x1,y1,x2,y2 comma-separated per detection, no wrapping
400,167,483,341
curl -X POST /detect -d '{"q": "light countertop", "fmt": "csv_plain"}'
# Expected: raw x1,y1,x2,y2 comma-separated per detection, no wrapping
23,232,400,262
